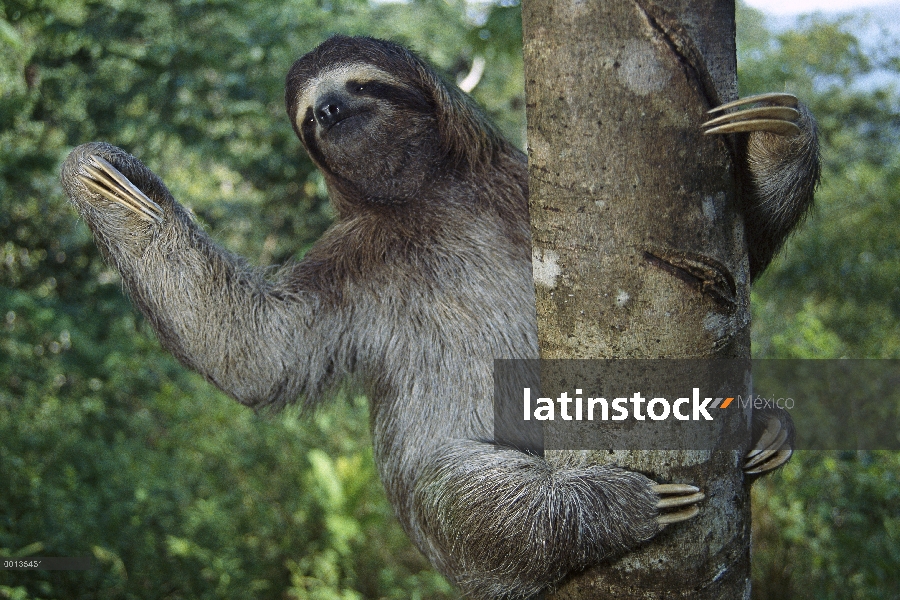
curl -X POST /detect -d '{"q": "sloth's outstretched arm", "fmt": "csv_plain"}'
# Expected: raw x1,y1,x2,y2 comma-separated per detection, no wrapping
410,441,703,600
61,142,335,408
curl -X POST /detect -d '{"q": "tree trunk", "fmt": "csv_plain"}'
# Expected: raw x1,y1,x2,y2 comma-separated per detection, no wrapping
523,1,752,597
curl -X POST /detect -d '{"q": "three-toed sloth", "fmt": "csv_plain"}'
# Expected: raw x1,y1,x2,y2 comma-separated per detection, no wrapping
62,36,818,600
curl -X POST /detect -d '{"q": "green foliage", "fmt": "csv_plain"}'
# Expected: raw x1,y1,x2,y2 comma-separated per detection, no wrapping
753,452,900,600
737,3,900,598
1,372,455,599
742,7,900,360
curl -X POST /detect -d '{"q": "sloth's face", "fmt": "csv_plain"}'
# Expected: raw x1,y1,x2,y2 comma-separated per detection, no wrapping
291,64,441,201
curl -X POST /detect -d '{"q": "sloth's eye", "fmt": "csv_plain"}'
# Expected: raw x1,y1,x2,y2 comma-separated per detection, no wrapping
349,81,370,94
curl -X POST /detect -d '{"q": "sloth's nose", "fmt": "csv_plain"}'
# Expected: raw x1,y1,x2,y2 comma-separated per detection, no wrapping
315,94,347,128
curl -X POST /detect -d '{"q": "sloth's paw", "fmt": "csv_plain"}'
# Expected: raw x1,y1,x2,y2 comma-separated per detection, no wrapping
75,153,163,223
652,483,704,527
702,92,801,137
743,416,793,476
61,142,170,235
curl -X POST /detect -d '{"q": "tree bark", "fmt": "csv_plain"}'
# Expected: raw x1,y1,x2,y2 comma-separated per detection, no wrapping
523,1,752,597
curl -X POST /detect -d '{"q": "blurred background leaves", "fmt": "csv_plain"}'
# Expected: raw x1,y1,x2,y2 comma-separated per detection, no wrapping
0,0,897,598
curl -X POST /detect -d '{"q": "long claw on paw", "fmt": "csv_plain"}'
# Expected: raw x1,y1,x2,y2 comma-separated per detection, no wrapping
744,448,793,475
703,106,799,129
704,119,800,136
746,417,781,460
744,416,792,475
658,505,700,527
703,93,801,136
707,92,798,114
651,483,700,495
652,483,703,527
744,427,789,470
656,492,705,510
77,155,164,223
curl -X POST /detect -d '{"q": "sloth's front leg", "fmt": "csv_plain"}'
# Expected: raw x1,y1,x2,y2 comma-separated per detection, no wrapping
703,92,820,280
61,143,324,409
409,441,705,599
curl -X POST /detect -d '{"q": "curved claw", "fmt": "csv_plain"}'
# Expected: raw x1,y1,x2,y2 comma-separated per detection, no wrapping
76,155,164,223
703,93,802,136
652,483,700,495
657,505,700,527
652,483,704,527
707,92,798,114
704,119,800,136
657,491,705,510
744,448,793,476
746,416,781,460
744,427,789,470
703,106,799,129
744,416,792,475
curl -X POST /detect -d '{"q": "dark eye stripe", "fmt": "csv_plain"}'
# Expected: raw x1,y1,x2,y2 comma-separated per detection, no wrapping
301,106,329,168
346,80,431,113
348,80,370,94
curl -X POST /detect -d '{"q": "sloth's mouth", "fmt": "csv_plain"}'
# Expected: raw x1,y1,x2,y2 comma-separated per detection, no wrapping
325,111,366,133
